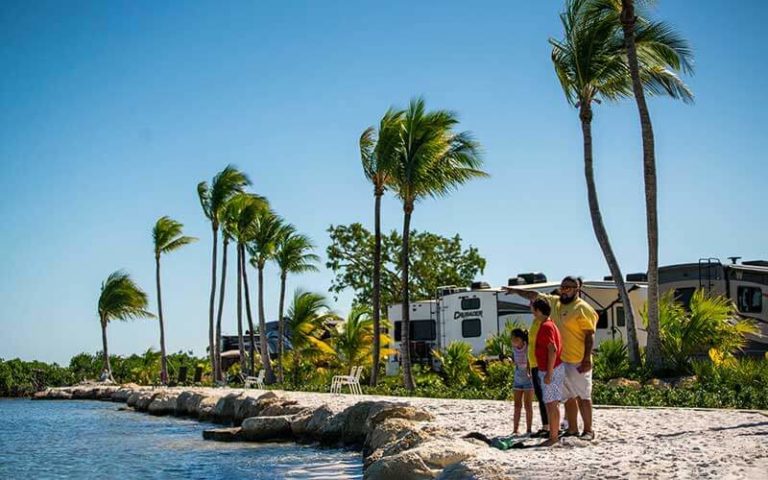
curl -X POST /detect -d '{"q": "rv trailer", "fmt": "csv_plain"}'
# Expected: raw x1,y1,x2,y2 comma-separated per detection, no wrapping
386,277,648,374
659,258,768,355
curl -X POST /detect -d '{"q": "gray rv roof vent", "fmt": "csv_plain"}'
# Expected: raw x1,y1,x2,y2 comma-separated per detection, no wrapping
508,276,526,286
518,272,547,285
626,273,648,282
471,281,491,290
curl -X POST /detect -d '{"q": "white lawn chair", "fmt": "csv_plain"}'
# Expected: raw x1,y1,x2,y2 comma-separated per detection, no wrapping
243,370,265,389
330,366,363,396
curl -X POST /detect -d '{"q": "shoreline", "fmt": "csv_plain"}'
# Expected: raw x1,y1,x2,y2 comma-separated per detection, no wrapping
33,385,768,479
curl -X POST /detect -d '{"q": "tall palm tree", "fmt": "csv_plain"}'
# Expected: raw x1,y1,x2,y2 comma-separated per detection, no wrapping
274,231,319,382
97,271,154,381
247,211,289,384
332,306,394,373
221,193,269,374
197,165,250,379
550,0,692,367
152,216,197,384
285,289,337,385
389,97,486,391
612,0,694,370
360,108,404,386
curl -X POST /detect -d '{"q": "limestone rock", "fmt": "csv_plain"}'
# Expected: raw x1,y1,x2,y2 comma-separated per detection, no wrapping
289,410,314,437
111,387,136,403
134,392,159,412
203,427,245,442
148,392,180,415
437,461,509,480
367,404,435,429
241,415,293,441
196,395,224,421
213,392,246,424
304,405,335,436
364,418,415,454
645,378,671,389
364,450,436,480
410,439,478,469
233,391,280,424
606,378,642,390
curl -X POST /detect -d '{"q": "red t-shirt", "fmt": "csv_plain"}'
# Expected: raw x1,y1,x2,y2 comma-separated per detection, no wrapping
535,318,562,371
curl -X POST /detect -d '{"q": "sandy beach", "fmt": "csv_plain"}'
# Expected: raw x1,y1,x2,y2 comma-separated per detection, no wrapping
277,390,768,479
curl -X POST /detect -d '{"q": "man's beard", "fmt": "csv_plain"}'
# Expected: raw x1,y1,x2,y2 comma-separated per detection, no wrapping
560,294,576,304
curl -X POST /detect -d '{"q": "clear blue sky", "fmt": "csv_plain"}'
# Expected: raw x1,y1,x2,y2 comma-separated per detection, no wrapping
1,1,766,364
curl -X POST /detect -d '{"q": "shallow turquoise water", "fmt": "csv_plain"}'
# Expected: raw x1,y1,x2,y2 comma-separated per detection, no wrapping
0,399,362,479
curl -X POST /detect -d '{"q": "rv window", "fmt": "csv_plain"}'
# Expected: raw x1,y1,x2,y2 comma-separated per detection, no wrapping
615,306,626,327
394,320,436,342
462,318,481,337
596,311,608,329
737,286,763,313
461,297,481,310
673,287,695,310
412,320,437,341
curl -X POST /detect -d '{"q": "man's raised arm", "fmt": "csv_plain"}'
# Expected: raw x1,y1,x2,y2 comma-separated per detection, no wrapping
502,286,540,301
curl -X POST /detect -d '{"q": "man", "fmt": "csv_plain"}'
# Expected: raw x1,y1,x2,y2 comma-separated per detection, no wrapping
530,297,564,447
505,276,598,440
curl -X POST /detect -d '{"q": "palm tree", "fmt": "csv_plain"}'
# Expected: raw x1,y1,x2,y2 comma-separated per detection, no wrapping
389,97,486,391
152,216,197,384
550,0,692,367
360,108,404,386
331,306,394,373
613,0,694,370
285,289,337,385
221,194,270,374
247,211,289,384
97,271,154,381
197,165,250,379
274,231,319,382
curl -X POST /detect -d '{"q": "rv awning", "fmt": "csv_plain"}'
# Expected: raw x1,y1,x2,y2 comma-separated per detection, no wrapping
220,350,240,358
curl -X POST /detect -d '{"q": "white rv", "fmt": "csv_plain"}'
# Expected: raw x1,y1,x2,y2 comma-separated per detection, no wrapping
386,278,648,373
659,258,768,354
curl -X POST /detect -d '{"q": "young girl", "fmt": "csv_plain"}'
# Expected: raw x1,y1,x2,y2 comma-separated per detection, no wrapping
511,328,534,435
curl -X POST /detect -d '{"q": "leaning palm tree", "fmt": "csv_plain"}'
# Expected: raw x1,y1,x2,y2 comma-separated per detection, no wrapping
247,211,290,384
550,0,692,367
97,271,154,381
274,232,319,382
610,0,694,370
285,289,337,385
197,165,250,379
221,193,269,374
152,216,197,384
360,108,404,386
332,306,394,373
389,97,486,391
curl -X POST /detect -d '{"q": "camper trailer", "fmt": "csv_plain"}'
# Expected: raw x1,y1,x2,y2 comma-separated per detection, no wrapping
659,258,768,354
386,276,648,373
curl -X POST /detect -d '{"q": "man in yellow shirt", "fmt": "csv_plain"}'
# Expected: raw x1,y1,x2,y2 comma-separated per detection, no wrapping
505,276,598,440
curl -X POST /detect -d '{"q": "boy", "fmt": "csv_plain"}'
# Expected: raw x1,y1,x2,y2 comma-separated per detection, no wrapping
531,297,564,447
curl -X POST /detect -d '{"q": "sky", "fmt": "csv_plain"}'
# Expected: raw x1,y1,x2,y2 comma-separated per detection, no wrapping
1,1,766,364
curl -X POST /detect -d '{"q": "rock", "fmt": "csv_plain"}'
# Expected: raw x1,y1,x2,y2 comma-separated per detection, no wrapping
304,405,335,436
317,409,349,444
364,450,436,480
71,387,96,399
196,395,224,421
365,418,416,454
148,392,180,416
111,387,136,403
260,401,304,417
340,401,377,444
672,375,698,388
179,391,207,416
606,378,642,390
203,427,245,442
33,390,50,399
233,391,280,425
409,440,478,469
367,404,435,429
213,393,246,424
645,378,671,389
380,424,435,459
289,410,314,437
121,383,141,390
437,461,509,480
134,392,159,412
126,392,143,407
241,415,293,441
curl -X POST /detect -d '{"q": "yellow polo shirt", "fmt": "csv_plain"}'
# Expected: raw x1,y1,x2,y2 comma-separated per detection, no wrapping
541,294,598,363
527,317,542,367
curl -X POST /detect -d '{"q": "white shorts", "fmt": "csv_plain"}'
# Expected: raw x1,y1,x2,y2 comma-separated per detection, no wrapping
538,364,565,404
563,362,592,400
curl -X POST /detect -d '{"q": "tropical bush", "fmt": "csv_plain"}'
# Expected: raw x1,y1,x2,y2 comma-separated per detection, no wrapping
432,341,484,388
593,338,631,380
483,322,524,358
646,290,758,373
0,358,73,397
485,360,516,388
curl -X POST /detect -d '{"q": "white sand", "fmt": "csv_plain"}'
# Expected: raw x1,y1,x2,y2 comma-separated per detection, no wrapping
273,390,768,479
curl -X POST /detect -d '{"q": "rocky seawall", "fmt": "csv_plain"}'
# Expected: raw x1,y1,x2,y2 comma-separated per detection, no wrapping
34,385,498,479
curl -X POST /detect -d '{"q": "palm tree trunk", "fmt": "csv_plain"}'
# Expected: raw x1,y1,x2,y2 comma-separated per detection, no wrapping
400,204,415,391
257,264,276,383
100,317,113,381
580,103,639,363
215,236,229,381
621,0,660,370
277,272,287,383
236,243,247,373
242,244,257,375
208,226,218,380
370,190,383,386
155,255,168,385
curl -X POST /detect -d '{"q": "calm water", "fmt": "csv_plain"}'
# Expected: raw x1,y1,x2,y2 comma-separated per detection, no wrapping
0,399,362,479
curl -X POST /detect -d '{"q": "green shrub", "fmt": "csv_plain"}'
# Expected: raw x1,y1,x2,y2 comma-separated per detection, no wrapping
485,360,516,388
593,339,630,380
432,341,484,388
